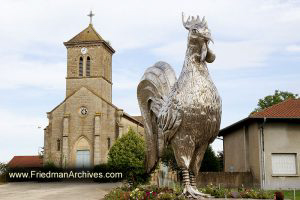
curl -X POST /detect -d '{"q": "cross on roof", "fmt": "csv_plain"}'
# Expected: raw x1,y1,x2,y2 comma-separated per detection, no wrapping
87,10,95,25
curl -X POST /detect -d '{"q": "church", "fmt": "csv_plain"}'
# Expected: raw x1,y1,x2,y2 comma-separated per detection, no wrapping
43,13,144,168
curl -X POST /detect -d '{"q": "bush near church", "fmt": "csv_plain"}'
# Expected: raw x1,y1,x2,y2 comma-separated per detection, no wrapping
0,162,8,183
93,163,123,183
107,128,150,186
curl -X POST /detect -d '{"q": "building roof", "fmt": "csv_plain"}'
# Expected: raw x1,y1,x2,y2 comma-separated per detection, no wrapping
219,99,300,136
122,113,144,127
251,99,300,118
67,24,103,43
8,156,43,168
63,24,115,53
132,116,144,124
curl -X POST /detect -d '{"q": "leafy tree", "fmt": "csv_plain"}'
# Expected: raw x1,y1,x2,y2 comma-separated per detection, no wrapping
217,151,224,172
200,145,220,172
161,145,220,173
253,90,298,113
107,127,149,185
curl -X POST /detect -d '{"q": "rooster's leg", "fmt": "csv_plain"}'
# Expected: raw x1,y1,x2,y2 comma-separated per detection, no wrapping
182,168,191,187
181,168,193,198
189,171,196,187
182,168,202,199
189,172,211,198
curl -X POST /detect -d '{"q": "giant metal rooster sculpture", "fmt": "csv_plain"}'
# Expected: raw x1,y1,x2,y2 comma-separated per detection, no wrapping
137,13,221,199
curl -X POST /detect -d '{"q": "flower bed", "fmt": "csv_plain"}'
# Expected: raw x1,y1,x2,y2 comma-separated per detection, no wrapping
104,184,186,200
200,184,273,199
105,184,274,199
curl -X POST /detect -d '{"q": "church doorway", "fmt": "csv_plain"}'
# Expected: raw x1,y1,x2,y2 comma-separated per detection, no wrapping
75,136,91,169
76,150,90,168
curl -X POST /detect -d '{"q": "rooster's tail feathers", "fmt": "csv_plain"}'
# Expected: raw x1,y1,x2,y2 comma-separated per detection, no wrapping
137,61,177,173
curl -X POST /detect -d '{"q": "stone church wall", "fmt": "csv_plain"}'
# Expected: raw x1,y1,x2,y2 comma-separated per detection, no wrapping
44,102,66,166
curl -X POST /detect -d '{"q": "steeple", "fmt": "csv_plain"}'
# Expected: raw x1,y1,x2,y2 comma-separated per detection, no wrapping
64,13,115,102
63,12,114,53
64,24,103,43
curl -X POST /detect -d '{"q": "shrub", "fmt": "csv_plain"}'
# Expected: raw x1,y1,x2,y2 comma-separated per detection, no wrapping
104,187,130,200
157,192,177,200
108,128,150,186
0,162,8,174
0,162,8,182
93,164,123,183
104,185,185,200
37,161,61,182
0,163,8,183
201,184,273,199
200,184,230,198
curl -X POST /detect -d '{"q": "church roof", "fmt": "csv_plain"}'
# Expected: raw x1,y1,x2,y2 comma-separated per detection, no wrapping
132,116,144,124
67,24,103,43
64,24,115,53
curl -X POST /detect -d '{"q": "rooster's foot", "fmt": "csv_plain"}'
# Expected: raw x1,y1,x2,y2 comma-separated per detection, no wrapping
181,185,211,199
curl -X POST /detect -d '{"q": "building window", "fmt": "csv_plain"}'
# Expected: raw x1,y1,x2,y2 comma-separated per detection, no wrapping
57,139,61,151
79,57,83,77
107,137,111,150
86,56,91,77
272,153,297,175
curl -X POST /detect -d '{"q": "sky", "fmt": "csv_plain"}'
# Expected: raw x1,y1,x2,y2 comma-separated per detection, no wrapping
0,0,300,163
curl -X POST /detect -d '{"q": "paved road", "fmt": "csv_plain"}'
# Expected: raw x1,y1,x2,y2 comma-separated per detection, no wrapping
0,182,121,200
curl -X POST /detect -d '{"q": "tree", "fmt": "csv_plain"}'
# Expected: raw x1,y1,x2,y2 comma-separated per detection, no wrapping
217,151,224,172
200,145,220,172
107,127,149,185
253,90,298,113
161,145,220,173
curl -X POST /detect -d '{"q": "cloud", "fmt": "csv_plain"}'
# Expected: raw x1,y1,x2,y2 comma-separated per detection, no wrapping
0,55,65,90
217,73,300,129
0,109,47,163
151,41,186,70
286,45,300,53
152,39,275,70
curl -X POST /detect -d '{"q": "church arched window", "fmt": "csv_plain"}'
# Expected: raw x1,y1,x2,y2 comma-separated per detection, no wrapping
86,56,91,77
107,137,111,150
57,139,61,151
79,57,83,77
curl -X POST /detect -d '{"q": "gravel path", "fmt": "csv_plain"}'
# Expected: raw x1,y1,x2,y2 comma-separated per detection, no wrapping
0,182,122,200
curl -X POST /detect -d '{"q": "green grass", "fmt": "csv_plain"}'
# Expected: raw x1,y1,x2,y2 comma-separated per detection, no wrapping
270,190,300,200
282,190,300,200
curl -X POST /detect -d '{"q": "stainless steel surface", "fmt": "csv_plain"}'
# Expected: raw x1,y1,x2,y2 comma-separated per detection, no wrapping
137,13,221,198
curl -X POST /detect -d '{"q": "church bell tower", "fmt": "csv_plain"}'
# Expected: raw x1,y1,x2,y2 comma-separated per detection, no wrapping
44,12,144,169
63,11,115,103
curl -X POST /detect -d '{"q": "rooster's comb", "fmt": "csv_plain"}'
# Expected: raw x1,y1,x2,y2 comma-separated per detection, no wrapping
182,12,208,30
